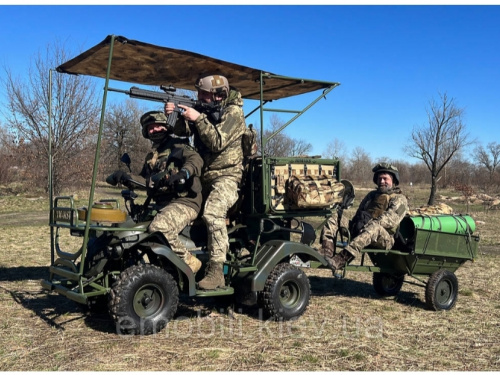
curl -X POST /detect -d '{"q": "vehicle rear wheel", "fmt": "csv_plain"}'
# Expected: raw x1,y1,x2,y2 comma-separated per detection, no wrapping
373,272,404,297
260,263,310,321
109,264,179,335
425,269,458,311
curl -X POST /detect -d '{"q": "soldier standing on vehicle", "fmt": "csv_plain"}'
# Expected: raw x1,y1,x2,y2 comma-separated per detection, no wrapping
139,111,204,274
319,163,408,273
165,74,246,290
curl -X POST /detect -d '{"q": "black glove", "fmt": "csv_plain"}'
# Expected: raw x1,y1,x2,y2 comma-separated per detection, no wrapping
151,171,168,185
106,170,131,186
167,169,188,188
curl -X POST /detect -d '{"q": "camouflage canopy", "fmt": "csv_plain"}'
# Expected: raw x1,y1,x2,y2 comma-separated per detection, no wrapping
56,35,339,101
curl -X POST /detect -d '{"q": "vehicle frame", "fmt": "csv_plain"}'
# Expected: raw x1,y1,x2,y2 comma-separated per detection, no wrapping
41,35,344,332
41,36,478,335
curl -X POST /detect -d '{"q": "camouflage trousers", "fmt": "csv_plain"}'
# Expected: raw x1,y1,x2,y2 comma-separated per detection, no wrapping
202,178,239,263
346,221,395,257
321,215,394,258
149,202,199,261
320,214,350,244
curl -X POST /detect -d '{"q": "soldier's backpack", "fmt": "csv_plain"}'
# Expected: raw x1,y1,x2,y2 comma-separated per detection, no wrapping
286,174,345,209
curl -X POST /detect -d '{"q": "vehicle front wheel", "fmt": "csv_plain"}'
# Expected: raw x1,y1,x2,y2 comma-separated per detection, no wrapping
373,272,404,297
260,263,310,321
109,264,179,335
425,269,458,311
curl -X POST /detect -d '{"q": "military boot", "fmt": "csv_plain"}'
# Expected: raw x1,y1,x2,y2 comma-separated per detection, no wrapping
185,253,202,274
198,261,225,290
326,249,354,274
318,239,335,259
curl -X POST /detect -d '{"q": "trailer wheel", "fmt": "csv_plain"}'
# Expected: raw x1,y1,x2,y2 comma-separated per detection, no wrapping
373,272,404,297
109,264,179,335
425,269,458,311
260,263,310,321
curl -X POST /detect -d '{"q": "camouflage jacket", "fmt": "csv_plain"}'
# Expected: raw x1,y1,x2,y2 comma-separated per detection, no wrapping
139,137,203,212
355,187,408,235
174,89,246,183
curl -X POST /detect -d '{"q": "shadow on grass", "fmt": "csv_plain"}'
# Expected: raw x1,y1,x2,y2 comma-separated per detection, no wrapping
0,265,427,338
309,274,426,309
2,285,84,329
0,265,48,281
0,265,117,334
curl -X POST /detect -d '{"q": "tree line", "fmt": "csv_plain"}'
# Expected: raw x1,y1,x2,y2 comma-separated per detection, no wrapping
1,42,499,206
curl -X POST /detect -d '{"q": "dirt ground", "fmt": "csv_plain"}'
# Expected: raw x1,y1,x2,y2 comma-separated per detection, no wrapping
0,194,499,371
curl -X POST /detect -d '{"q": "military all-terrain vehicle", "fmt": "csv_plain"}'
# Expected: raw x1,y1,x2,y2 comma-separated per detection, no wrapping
41,35,348,335
42,35,478,335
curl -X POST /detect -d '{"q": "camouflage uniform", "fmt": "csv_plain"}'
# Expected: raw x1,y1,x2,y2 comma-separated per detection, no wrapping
175,88,246,288
320,163,408,273
140,119,204,265
149,202,198,260
341,187,408,257
320,213,350,247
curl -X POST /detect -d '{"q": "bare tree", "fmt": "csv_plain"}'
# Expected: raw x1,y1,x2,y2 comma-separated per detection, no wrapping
453,181,475,214
0,123,15,185
101,100,151,177
262,114,312,157
445,155,473,187
1,41,100,195
290,139,313,157
344,146,372,185
404,93,472,205
473,142,500,184
323,138,347,164
407,162,429,185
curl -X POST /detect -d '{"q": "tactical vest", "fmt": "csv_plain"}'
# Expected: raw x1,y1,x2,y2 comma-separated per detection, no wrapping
142,139,191,199
364,188,402,234
365,192,392,219
145,147,175,185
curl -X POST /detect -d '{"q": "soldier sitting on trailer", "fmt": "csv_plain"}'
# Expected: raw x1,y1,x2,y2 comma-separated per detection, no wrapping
318,163,409,273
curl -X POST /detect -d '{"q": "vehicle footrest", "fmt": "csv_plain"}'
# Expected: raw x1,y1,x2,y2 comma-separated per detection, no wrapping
195,287,234,297
49,265,80,281
40,280,88,304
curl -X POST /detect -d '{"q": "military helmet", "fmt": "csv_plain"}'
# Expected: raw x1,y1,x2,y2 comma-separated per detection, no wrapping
194,74,229,97
140,110,169,139
372,162,400,186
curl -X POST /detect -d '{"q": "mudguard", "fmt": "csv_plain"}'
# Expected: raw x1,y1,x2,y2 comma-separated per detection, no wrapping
148,242,197,296
250,240,329,291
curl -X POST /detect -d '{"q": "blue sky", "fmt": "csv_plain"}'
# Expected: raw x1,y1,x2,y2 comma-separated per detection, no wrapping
0,4,499,162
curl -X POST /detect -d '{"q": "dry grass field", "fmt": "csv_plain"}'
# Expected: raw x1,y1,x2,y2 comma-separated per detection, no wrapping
0,185,499,371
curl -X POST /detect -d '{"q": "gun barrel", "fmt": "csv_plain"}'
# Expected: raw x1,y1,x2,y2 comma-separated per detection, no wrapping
107,87,129,95
107,86,216,116
108,86,168,103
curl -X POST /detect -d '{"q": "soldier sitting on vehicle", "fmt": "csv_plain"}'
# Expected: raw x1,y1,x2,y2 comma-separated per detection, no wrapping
138,111,205,273
318,163,409,273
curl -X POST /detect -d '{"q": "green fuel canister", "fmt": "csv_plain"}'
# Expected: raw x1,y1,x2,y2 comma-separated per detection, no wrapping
405,214,476,235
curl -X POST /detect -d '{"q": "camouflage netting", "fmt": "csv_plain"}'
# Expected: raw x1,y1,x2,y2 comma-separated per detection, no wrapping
407,203,454,216
56,35,339,101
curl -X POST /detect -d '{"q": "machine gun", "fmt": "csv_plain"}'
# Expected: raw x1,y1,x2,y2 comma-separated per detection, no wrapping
108,85,220,126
